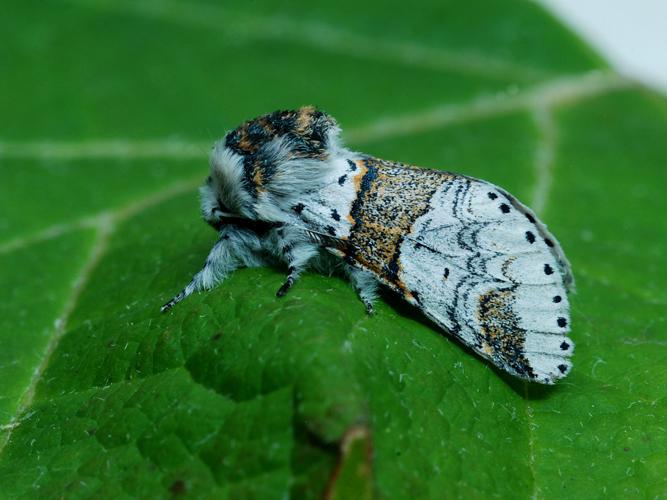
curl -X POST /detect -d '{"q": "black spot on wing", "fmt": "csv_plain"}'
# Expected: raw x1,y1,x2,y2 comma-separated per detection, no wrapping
331,209,341,221
293,203,305,215
499,203,511,214
487,192,498,200
525,231,536,244
544,264,554,275
338,174,347,186
557,317,567,328
347,159,357,171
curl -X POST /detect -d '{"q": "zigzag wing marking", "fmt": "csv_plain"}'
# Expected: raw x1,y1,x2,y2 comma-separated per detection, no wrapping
398,175,574,383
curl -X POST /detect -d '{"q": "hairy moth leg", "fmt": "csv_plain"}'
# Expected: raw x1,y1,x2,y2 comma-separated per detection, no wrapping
271,226,319,297
346,266,379,314
161,226,267,312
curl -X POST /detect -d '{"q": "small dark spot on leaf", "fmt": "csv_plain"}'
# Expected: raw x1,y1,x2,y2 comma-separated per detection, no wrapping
170,479,186,496
211,332,223,341
623,447,631,452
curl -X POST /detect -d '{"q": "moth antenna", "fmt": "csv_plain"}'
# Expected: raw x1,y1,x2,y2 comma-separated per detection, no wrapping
297,226,345,249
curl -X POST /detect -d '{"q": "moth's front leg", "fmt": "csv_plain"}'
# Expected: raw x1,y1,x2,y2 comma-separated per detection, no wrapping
346,266,379,314
271,227,319,297
161,226,267,312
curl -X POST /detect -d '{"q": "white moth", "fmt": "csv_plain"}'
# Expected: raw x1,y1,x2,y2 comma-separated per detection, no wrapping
162,107,575,384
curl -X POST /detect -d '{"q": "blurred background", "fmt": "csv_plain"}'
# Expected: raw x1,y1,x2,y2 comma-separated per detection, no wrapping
541,0,667,93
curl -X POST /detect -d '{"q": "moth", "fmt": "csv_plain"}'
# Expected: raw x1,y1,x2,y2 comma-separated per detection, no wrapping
162,107,575,384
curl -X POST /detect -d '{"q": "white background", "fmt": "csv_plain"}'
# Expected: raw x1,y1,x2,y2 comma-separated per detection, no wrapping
540,0,667,93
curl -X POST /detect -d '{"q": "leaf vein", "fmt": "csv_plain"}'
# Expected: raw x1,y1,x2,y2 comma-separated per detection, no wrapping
68,0,547,82
0,72,631,166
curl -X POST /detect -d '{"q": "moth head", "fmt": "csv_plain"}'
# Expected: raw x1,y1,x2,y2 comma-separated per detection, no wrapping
200,141,255,226
202,107,342,224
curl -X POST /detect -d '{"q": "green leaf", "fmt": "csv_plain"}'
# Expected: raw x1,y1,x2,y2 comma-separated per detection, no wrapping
2,0,666,498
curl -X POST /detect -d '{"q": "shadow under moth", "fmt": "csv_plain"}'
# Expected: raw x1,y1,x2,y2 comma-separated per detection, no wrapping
162,107,574,384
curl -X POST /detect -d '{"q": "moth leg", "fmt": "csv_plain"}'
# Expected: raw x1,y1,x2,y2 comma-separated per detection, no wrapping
276,266,298,297
161,226,266,312
346,266,379,314
272,228,319,297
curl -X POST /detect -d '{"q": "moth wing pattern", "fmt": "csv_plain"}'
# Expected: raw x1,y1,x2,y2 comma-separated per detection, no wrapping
309,157,574,384
408,175,573,384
